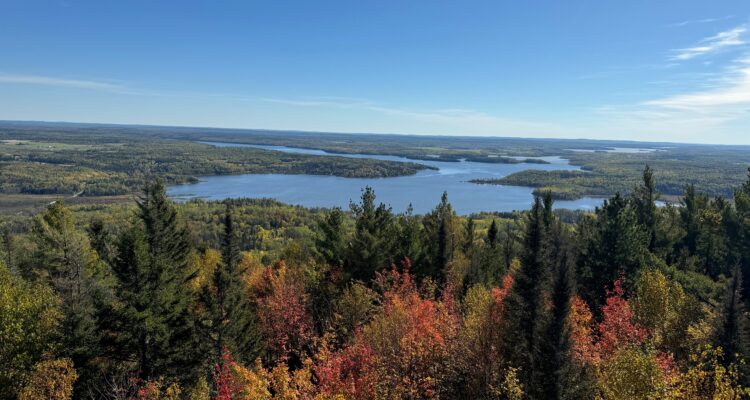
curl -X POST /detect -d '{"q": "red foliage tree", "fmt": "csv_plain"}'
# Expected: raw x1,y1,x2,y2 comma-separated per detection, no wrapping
212,348,240,400
596,278,648,358
316,339,378,400
255,261,315,363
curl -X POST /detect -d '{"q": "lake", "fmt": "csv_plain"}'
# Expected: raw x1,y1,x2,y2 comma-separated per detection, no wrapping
167,141,605,214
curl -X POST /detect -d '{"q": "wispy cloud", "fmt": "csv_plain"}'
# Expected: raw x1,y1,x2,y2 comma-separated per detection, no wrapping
0,73,129,92
667,15,733,28
671,25,747,60
596,55,750,138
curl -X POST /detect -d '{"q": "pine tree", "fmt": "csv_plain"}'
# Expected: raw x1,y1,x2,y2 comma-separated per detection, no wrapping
718,268,750,382
502,221,517,272
347,187,396,281
202,204,262,367
464,216,475,253
503,196,552,392
487,219,498,248
420,192,459,280
112,180,198,380
30,202,103,385
577,193,648,307
395,204,423,263
680,184,709,256
537,251,587,400
316,207,346,268
633,165,659,252
734,168,750,300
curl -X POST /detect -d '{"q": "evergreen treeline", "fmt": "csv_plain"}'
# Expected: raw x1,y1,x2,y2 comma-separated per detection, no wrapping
3,168,750,399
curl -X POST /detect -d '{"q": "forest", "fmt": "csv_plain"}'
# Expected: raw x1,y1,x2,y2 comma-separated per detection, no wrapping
2,164,750,399
2,122,750,210
0,124,430,199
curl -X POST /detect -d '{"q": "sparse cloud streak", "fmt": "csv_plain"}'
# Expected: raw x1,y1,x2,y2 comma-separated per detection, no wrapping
667,15,733,28
0,73,128,92
671,25,747,60
595,55,750,140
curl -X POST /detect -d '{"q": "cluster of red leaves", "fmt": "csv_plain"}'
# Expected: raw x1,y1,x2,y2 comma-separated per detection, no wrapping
212,349,241,400
255,261,315,362
570,296,600,365
315,340,378,400
490,273,515,323
570,278,650,367
318,258,459,399
596,278,649,358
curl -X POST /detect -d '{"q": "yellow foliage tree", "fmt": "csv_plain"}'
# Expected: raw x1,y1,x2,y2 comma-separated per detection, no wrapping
18,358,78,400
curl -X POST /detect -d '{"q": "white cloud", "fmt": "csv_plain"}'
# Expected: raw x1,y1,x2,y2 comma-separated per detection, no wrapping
0,73,128,92
671,25,747,60
595,56,750,141
667,16,733,28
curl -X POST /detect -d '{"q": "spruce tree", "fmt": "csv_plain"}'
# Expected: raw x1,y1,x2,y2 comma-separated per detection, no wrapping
395,204,423,263
502,196,551,392
316,207,346,268
577,193,648,306
734,168,750,300
718,268,750,382
112,180,198,380
680,184,709,256
31,202,104,391
347,187,396,281
202,204,262,366
464,216,475,253
420,192,459,280
487,219,498,247
633,165,659,252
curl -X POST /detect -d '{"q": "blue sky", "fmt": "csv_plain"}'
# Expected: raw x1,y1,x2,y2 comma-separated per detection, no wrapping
2,1,750,144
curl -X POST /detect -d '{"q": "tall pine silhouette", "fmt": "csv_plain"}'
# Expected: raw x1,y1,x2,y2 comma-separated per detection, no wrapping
202,204,262,366
113,180,198,380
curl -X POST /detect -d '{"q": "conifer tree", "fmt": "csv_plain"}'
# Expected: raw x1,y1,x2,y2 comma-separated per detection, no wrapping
202,204,262,370
31,202,103,384
537,250,591,400
316,207,346,268
347,187,396,281
420,192,459,280
577,193,648,306
487,219,498,247
112,180,198,380
503,196,551,391
464,216,475,253
680,184,709,256
395,204,423,263
633,165,659,252
734,168,750,299
718,268,750,381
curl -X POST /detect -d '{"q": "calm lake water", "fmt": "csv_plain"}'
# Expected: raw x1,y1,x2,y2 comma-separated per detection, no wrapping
167,141,605,214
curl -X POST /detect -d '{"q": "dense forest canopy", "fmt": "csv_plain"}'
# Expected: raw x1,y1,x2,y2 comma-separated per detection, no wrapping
3,163,750,399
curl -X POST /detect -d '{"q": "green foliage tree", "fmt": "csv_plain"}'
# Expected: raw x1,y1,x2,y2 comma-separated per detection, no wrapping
503,196,552,394
420,191,462,280
0,260,61,399
577,193,649,306
346,187,396,281
202,204,263,367
632,165,659,252
717,268,750,381
30,202,104,381
316,207,347,268
111,180,198,381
